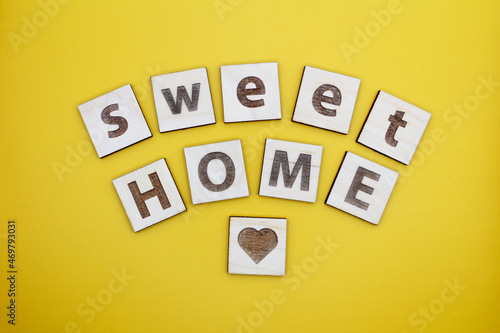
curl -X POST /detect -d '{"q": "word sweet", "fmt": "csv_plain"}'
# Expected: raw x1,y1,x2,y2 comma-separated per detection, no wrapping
78,63,431,232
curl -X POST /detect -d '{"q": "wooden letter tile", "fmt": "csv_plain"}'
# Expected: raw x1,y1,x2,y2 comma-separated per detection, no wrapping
357,91,431,165
184,140,249,204
325,152,398,225
78,84,152,158
292,66,361,134
259,139,323,203
151,67,216,133
221,62,281,123
228,216,287,276
113,159,186,232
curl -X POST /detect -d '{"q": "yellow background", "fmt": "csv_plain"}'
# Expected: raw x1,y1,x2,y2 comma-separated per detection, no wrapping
1,0,499,332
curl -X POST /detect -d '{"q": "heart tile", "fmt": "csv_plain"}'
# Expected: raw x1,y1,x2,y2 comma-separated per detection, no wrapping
237,227,278,264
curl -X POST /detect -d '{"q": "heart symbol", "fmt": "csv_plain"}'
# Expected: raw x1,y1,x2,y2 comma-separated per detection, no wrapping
238,227,278,264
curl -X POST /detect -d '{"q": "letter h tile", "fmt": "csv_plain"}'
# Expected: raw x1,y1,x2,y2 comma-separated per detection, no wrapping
113,159,186,232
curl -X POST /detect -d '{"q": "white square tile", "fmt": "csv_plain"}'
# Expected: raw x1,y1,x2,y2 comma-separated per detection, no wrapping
228,216,287,276
325,152,398,225
292,66,360,134
184,140,249,204
221,62,281,123
151,67,216,132
78,84,152,158
357,91,431,165
113,159,186,232
259,139,323,203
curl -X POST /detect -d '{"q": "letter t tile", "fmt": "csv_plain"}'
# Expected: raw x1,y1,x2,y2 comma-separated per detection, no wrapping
357,91,431,165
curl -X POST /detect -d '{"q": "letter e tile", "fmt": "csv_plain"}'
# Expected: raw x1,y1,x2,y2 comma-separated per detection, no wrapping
221,63,281,123
292,66,360,134
325,152,398,225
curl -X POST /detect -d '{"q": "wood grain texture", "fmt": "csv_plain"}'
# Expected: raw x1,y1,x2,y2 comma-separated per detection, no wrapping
236,76,266,108
101,103,128,138
357,91,431,165
237,228,278,264
292,66,360,134
221,62,281,123
112,159,186,232
151,67,216,133
325,152,398,225
228,216,287,276
184,140,249,204
259,139,323,203
311,83,341,117
78,84,152,158
128,172,171,219
197,151,236,192
385,110,407,147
